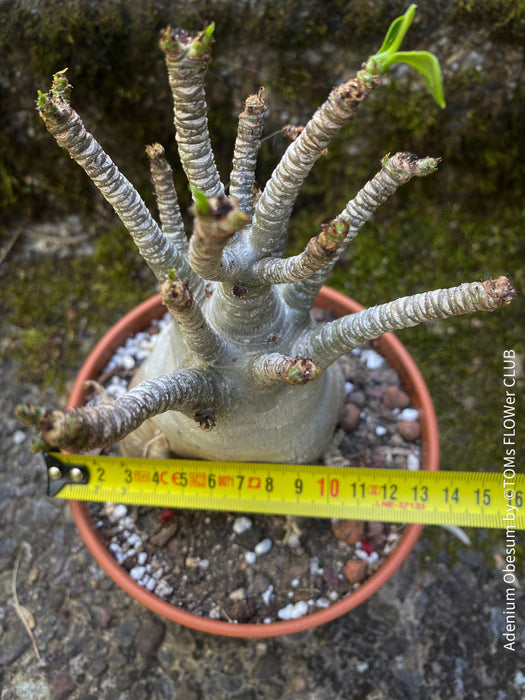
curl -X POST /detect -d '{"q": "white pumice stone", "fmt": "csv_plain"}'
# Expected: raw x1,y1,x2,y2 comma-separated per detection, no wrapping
154,579,174,597
120,354,135,370
145,576,157,592
209,605,221,619
130,565,146,580
126,533,142,549
309,557,324,575
108,504,127,523
244,551,256,565
361,349,384,369
277,600,308,620
261,585,274,605
254,538,272,555
232,516,252,534
315,597,330,608
407,453,420,471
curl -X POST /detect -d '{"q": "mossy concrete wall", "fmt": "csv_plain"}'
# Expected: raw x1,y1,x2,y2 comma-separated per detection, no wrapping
1,1,523,557
1,0,524,220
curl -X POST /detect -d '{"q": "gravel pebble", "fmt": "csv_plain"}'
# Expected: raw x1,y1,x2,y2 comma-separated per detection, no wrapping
137,617,166,656
343,559,368,583
340,402,360,430
331,519,364,545
383,386,411,409
229,587,246,601
398,420,421,441
51,673,76,700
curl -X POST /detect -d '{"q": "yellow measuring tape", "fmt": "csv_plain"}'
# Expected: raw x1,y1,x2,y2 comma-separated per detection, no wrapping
44,453,524,529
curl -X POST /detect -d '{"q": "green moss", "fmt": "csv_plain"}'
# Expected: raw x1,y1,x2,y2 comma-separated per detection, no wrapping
454,0,525,42
0,223,156,392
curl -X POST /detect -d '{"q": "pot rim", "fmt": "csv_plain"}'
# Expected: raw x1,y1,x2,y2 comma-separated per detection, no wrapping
68,286,439,638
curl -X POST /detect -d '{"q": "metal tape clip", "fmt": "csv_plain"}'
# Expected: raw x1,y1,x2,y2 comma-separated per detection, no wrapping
44,453,89,497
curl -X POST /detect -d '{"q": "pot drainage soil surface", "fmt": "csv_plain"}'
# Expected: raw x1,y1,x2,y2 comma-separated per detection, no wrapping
87,309,421,624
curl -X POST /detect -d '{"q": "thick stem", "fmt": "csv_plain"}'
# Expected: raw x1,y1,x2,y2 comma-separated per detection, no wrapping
338,152,440,235
17,369,217,452
188,195,248,281
283,153,440,311
229,88,268,218
250,69,379,258
297,277,516,369
146,143,205,297
37,78,192,285
252,217,349,285
161,25,224,198
161,274,227,363
206,283,286,345
251,353,322,387
146,143,186,246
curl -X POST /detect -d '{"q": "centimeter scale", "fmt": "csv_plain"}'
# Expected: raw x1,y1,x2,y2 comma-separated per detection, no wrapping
44,453,524,529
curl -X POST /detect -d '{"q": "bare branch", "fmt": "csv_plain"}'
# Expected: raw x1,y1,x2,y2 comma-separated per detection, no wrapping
146,143,206,296
188,194,248,281
16,368,217,452
338,152,440,239
251,353,322,387
229,88,268,218
145,142,187,246
297,277,516,369
250,69,380,258
252,217,349,285
283,153,440,310
37,73,194,286
161,273,227,363
160,24,224,198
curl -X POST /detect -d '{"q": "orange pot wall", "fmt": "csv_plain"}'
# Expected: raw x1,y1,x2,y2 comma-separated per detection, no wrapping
68,287,439,638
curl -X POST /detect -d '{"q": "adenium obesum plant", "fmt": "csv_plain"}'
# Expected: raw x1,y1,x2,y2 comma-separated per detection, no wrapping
18,6,514,462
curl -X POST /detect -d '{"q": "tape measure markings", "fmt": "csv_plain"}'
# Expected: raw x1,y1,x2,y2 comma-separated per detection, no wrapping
44,453,524,529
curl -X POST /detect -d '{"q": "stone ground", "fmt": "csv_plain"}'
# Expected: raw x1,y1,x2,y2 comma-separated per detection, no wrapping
1,358,524,699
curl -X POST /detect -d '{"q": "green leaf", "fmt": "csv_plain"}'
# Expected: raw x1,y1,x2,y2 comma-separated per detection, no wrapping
190,186,211,215
375,3,416,55
192,22,215,55
365,5,445,108
202,22,215,44
386,50,446,108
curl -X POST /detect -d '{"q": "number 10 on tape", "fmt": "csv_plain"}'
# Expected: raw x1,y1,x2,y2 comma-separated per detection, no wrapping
44,453,524,529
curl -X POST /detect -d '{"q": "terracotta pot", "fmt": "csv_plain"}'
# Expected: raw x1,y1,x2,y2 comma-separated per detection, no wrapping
68,286,439,638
